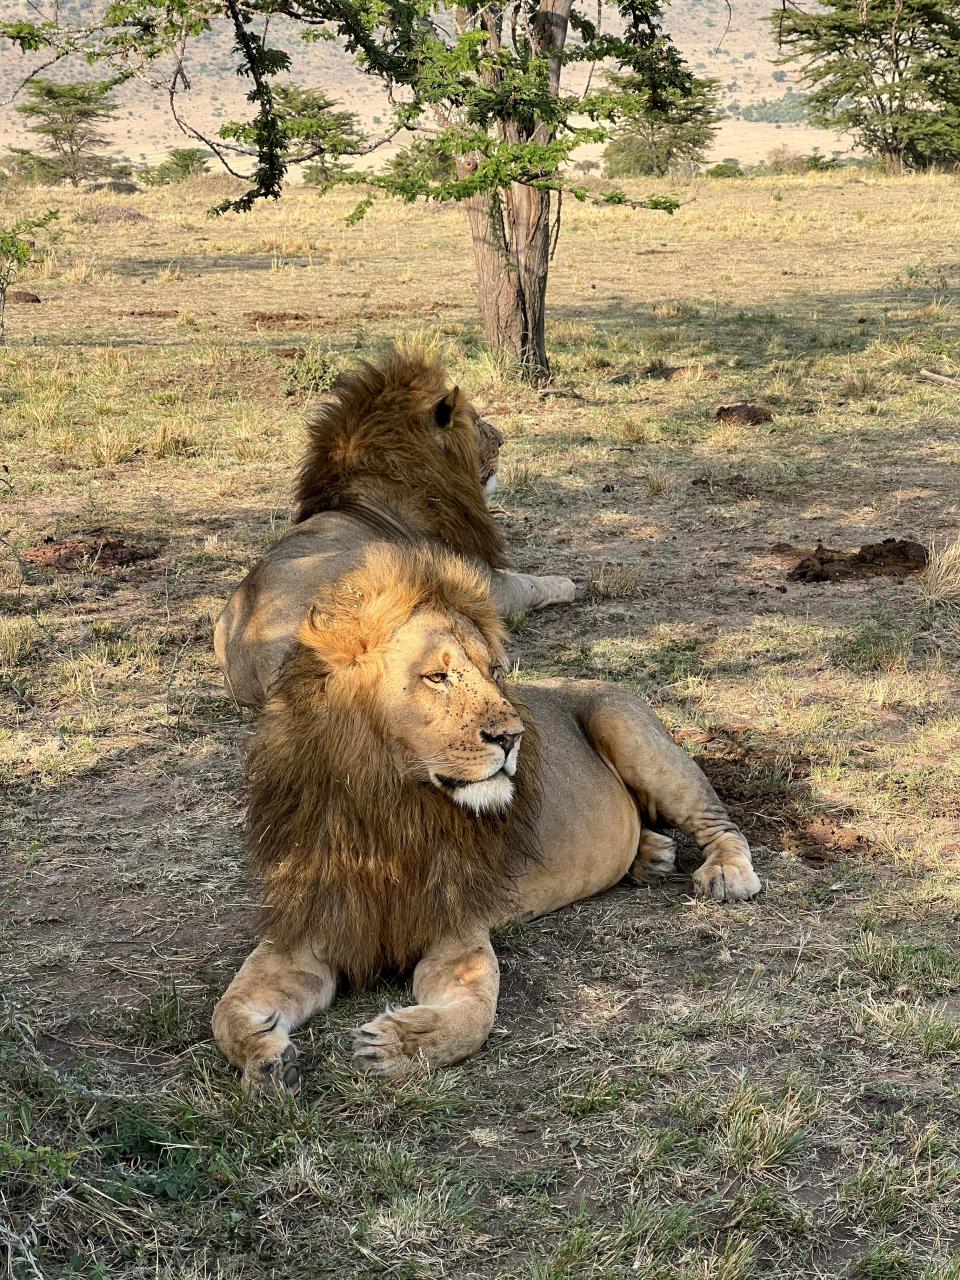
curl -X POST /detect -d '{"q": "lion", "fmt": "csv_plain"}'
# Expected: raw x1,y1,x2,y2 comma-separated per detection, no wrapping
214,348,576,707
212,543,762,1092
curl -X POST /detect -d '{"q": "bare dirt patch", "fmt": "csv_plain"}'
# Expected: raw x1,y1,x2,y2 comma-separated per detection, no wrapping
783,538,928,583
22,531,163,573
245,310,330,327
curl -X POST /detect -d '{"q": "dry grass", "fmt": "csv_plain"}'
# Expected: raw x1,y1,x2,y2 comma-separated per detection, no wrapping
0,616,34,670
922,536,960,610
1,169,959,1279
588,561,647,601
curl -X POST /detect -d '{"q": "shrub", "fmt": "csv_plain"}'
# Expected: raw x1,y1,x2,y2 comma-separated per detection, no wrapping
706,161,742,178
141,148,210,186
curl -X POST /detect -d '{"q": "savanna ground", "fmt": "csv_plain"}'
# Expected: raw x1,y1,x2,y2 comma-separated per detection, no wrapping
2,169,960,1280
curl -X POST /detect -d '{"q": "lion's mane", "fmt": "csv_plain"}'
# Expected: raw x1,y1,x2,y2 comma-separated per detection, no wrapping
246,544,541,986
294,347,510,569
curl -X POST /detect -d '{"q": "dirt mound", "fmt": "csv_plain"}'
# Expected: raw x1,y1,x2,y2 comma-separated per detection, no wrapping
23,532,162,573
714,403,773,425
91,204,146,225
246,311,312,327
786,538,928,583
9,290,40,304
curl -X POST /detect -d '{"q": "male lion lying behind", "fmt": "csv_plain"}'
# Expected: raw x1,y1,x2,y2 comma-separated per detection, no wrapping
213,544,762,1092
214,347,576,707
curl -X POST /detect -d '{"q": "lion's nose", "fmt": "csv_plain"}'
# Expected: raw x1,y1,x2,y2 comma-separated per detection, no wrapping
482,729,522,757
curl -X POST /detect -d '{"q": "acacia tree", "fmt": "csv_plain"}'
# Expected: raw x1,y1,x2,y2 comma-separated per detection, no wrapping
3,0,690,379
603,74,720,177
268,85,364,183
773,0,960,174
15,78,118,187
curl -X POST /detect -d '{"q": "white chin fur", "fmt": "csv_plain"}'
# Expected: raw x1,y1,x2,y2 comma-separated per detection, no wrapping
483,475,499,499
448,773,514,814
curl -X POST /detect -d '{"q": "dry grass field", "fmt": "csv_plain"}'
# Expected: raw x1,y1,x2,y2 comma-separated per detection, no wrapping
2,170,960,1279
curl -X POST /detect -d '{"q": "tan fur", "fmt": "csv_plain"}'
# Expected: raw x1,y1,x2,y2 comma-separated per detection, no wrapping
214,347,575,707
248,546,541,987
213,545,762,1091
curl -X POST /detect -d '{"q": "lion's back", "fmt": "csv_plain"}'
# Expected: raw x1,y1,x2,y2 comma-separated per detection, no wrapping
215,513,382,706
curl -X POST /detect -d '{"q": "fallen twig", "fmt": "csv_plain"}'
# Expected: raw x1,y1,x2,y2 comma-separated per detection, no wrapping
918,368,960,388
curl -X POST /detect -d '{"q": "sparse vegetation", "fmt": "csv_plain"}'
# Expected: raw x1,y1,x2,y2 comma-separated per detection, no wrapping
733,89,808,124
0,208,57,343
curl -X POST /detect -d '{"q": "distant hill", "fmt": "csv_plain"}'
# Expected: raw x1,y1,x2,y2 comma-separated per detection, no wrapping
0,1,844,166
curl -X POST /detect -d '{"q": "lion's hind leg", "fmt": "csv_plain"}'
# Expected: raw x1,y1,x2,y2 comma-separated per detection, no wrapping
351,928,499,1077
212,939,335,1094
582,692,761,903
626,829,677,886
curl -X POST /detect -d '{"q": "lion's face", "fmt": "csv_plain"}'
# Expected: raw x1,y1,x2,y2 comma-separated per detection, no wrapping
377,608,524,814
476,416,503,498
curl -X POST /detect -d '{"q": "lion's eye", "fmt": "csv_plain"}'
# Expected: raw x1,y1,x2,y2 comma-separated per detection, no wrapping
423,672,449,685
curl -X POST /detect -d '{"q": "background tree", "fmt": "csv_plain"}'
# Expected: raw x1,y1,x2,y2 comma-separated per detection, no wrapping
270,87,364,185
14,79,118,187
772,0,960,174
383,137,456,188
3,3,692,380
142,147,211,185
603,75,720,177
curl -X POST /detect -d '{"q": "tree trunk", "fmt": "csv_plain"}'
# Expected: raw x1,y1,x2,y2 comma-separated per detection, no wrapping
455,0,571,383
883,145,903,176
461,186,551,382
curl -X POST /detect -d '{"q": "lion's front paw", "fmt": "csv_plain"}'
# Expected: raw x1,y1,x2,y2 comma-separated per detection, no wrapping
627,830,677,885
351,1006,443,1077
242,1042,301,1095
693,856,762,903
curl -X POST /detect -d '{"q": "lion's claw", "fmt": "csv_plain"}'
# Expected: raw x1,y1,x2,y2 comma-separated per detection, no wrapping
693,858,762,902
244,1041,301,1094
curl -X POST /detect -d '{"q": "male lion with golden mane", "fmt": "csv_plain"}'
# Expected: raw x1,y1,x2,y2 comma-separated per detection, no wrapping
214,347,576,707
213,544,762,1092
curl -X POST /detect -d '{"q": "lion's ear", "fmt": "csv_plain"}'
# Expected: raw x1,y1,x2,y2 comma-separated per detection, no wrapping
434,387,459,427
